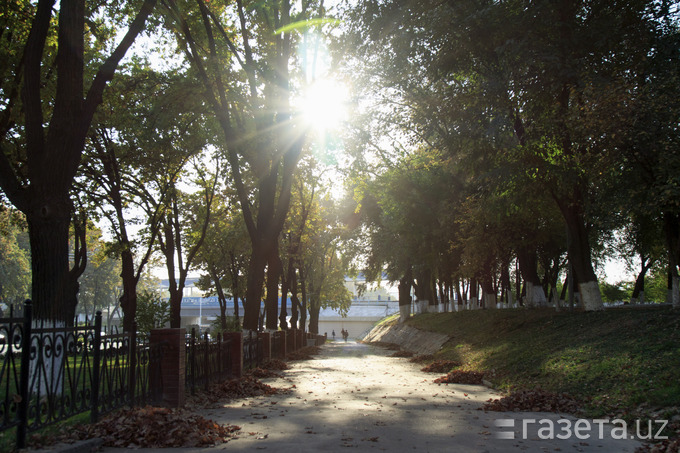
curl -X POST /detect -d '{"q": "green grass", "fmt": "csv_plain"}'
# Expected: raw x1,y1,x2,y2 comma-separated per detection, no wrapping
0,410,92,452
374,313,400,327
406,305,680,418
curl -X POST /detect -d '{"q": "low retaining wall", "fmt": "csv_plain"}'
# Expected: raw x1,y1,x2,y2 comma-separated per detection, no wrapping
361,322,450,355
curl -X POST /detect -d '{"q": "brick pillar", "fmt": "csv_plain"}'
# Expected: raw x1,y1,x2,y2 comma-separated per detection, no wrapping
298,329,304,349
259,332,271,361
224,332,243,378
150,328,186,408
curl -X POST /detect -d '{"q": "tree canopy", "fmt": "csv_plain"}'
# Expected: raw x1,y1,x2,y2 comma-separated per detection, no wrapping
0,0,678,334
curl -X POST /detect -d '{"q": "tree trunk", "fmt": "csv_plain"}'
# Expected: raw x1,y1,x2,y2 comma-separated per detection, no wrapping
279,257,292,330
663,212,680,309
500,262,511,307
398,268,412,323
556,191,603,311
229,253,240,321
308,302,320,335
414,269,434,313
454,280,463,310
26,202,74,324
264,245,281,330
517,248,547,308
469,278,478,309
289,265,300,328
480,258,496,309
243,243,267,330
299,267,308,331
630,258,650,305
119,248,138,332
210,265,229,330
438,280,449,312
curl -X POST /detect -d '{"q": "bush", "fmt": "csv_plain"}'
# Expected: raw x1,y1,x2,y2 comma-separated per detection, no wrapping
134,290,170,335
599,281,631,303
209,316,241,334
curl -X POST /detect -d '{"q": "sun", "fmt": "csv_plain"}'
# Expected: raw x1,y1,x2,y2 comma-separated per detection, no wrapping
300,78,349,135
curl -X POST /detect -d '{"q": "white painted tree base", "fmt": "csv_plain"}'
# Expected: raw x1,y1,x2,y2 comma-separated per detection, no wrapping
399,305,411,323
525,282,548,308
579,280,604,311
483,294,496,309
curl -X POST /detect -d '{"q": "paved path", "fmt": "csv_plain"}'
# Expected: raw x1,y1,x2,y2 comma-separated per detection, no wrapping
102,341,642,452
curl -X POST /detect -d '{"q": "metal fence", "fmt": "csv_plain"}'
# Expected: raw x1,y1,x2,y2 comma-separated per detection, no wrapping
271,331,285,359
185,329,232,395
0,301,163,449
243,331,262,370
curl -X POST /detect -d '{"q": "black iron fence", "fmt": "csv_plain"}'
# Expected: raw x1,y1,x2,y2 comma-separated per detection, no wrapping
0,301,163,449
243,331,262,370
185,329,232,395
271,331,285,359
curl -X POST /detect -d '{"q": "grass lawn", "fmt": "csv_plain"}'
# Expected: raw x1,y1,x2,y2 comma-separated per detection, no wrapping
403,305,680,419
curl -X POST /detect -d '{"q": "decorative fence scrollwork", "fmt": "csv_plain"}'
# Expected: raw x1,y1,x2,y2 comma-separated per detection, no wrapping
0,301,164,449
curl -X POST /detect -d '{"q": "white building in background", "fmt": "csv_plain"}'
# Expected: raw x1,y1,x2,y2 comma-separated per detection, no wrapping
161,275,399,338
319,275,399,340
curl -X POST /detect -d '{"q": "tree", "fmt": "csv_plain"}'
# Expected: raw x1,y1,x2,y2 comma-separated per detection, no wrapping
0,0,157,323
81,66,208,331
351,148,459,316
163,0,339,330
194,188,250,330
615,214,664,304
298,193,352,334
158,156,219,328
134,289,170,335
73,225,121,320
343,0,667,311
617,7,680,308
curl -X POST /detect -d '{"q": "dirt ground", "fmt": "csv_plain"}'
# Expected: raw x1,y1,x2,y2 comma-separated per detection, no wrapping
100,341,642,452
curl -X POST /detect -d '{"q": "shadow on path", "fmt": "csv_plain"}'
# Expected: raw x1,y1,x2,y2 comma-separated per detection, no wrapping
99,341,642,453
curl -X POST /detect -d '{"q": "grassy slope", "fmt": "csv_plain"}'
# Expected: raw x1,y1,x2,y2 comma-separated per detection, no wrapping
405,305,680,418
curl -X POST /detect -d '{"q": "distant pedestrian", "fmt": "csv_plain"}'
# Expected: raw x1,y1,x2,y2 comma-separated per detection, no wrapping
332,330,336,340
342,329,348,342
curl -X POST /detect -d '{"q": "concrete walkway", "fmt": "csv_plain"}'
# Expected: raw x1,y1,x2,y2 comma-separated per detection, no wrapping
100,341,642,452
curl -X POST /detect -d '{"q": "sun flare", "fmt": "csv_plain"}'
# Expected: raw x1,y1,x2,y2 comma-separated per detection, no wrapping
300,79,349,135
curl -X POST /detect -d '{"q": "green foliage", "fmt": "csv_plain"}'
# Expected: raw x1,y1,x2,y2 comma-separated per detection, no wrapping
133,290,170,335
209,316,241,334
645,267,673,303
599,281,632,303
342,0,679,306
74,225,121,318
0,204,30,306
